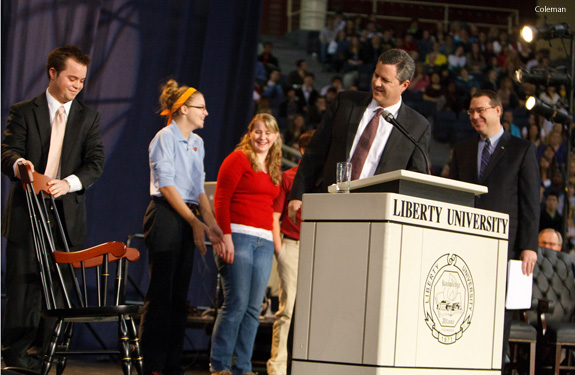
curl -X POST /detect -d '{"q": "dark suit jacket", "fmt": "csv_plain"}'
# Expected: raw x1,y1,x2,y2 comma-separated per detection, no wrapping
449,130,540,260
289,90,431,199
1,92,105,246
295,87,319,108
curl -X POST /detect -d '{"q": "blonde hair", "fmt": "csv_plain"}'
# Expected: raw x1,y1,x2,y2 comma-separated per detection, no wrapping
235,113,282,185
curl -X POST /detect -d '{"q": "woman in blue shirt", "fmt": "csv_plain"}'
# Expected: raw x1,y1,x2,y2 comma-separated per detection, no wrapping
140,79,225,375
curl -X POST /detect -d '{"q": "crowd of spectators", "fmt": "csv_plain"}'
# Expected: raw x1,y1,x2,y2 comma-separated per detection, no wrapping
252,13,574,247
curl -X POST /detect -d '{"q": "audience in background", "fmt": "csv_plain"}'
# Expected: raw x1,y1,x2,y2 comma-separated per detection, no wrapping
283,114,307,149
540,192,563,233
296,72,320,118
258,41,280,77
263,68,285,118
538,228,562,251
286,59,307,89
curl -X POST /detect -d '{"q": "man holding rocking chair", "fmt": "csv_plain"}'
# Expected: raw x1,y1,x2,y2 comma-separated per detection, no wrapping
1,45,105,371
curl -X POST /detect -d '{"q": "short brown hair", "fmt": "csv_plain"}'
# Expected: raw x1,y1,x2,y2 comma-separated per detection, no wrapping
46,45,91,80
298,130,315,150
471,89,502,108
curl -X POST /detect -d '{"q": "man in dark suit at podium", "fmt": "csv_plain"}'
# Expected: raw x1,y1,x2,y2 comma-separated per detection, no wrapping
1,45,105,370
448,89,539,373
287,49,430,221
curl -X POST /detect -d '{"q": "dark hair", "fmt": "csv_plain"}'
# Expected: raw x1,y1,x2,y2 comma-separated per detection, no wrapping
304,72,315,79
298,130,315,150
296,59,306,68
46,45,91,80
377,49,415,83
471,89,502,108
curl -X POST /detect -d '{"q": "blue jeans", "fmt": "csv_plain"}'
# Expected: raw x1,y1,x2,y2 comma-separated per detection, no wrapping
210,232,274,375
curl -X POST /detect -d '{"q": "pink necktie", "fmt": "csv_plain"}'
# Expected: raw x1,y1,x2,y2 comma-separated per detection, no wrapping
350,108,383,180
45,105,66,179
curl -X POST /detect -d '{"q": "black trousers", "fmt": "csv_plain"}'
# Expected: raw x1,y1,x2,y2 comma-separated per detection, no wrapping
501,309,513,374
2,199,70,370
139,199,195,375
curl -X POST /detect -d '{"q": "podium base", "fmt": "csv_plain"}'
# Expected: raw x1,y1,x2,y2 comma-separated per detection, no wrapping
292,360,501,374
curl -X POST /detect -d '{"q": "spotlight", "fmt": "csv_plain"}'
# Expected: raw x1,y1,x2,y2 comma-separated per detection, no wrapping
521,26,535,43
515,68,571,87
521,23,571,42
526,96,572,123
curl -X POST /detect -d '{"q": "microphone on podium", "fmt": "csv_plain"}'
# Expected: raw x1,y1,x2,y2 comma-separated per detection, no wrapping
383,110,431,175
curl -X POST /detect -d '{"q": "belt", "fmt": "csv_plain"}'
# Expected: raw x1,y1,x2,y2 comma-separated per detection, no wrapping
152,196,199,214
283,235,300,241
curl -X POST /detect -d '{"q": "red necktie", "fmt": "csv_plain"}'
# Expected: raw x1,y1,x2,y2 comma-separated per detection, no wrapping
350,108,383,180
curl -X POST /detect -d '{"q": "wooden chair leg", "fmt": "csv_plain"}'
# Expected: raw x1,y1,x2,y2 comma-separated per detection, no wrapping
554,343,562,375
56,322,74,375
42,319,63,375
119,315,132,375
127,316,143,375
529,341,536,375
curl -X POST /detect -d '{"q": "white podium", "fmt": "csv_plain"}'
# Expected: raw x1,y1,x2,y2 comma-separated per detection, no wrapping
292,170,509,375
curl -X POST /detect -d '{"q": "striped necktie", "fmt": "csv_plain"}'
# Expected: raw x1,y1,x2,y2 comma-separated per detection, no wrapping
479,138,491,180
350,108,383,180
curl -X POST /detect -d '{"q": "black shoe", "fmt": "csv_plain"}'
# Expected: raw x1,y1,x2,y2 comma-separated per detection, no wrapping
2,349,41,372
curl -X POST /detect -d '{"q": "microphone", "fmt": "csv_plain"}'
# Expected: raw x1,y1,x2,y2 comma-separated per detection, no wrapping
383,110,431,175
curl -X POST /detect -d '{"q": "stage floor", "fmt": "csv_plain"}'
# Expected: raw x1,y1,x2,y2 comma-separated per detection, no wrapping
1,358,259,375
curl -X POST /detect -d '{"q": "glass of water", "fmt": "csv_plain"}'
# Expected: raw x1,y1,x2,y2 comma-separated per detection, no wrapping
336,162,352,193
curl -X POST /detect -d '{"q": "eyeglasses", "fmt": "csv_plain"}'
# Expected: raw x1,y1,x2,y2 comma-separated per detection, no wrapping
467,107,495,116
185,105,207,111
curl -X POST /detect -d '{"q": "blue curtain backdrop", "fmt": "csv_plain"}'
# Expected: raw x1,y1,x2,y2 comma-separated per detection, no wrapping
1,0,263,352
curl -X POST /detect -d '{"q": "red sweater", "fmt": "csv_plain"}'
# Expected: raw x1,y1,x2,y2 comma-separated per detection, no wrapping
215,150,280,234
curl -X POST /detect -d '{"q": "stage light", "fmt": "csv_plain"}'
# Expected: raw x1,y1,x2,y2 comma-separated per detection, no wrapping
521,23,572,42
515,68,571,87
525,96,572,123
522,26,534,43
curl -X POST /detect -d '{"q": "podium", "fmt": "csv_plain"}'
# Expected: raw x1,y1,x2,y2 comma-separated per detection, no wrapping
292,170,508,375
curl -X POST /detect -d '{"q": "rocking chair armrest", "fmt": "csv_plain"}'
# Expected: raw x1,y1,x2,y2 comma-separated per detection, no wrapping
53,241,126,265
125,247,140,262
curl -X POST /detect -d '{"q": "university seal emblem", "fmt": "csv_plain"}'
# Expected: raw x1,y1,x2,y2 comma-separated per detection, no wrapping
423,253,475,344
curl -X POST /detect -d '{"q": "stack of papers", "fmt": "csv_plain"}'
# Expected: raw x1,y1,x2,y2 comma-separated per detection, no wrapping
505,260,533,310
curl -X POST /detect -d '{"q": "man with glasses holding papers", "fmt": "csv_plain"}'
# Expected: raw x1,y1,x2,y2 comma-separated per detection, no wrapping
449,89,540,374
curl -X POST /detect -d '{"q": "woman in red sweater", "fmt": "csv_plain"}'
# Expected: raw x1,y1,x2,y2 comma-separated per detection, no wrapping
210,113,282,375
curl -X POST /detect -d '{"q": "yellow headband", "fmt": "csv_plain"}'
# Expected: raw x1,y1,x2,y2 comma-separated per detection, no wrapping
160,87,197,124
